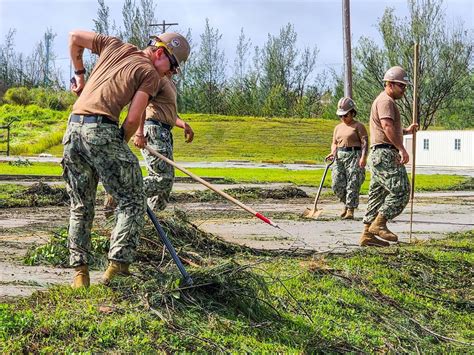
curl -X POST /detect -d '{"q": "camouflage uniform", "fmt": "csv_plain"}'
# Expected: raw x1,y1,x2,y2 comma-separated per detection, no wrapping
142,122,174,211
331,150,365,208
362,147,410,224
62,120,146,267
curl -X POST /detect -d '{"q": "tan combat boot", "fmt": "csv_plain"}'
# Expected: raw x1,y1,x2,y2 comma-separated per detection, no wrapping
340,207,348,218
359,224,390,247
71,264,90,288
368,214,398,242
101,261,131,284
343,208,354,220
104,194,117,219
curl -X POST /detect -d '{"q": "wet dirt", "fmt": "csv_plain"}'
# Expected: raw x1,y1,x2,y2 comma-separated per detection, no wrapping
1,183,473,300
0,206,103,301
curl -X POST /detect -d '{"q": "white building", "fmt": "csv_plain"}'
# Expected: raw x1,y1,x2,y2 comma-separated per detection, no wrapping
403,130,474,167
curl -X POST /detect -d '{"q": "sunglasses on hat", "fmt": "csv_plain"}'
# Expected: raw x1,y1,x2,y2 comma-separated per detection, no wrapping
148,39,179,71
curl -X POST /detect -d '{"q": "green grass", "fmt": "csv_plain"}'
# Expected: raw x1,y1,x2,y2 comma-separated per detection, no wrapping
173,114,335,163
1,231,472,352
0,104,69,155
39,113,336,162
0,162,63,176
0,161,469,192
0,183,25,205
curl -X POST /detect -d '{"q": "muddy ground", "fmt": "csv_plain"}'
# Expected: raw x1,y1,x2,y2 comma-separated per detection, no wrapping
1,182,473,300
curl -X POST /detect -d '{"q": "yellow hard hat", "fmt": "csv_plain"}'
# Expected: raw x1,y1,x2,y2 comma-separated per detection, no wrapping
149,32,190,69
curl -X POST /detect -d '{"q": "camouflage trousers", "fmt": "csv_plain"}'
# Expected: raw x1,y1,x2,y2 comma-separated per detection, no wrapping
62,120,146,267
363,147,410,224
331,150,366,208
141,122,175,211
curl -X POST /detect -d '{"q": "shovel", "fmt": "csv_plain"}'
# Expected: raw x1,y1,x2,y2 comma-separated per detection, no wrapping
302,158,334,219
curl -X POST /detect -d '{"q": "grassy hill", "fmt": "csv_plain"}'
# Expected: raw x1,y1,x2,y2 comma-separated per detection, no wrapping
0,104,68,156
1,105,337,163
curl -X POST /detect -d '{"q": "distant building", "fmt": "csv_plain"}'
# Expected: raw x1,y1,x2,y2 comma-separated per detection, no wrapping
403,130,474,167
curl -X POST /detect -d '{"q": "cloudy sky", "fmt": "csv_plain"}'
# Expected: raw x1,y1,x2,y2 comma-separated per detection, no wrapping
0,0,472,84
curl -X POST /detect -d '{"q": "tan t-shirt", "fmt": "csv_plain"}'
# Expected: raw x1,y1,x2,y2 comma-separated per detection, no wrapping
369,91,403,146
332,120,368,148
145,76,177,127
72,34,160,122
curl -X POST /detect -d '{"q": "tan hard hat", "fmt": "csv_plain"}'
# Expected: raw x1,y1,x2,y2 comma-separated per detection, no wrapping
383,66,411,85
153,32,190,68
336,97,357,116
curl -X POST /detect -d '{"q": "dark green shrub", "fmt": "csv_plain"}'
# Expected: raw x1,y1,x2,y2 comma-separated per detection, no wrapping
3,87,32,106
3,87,76,111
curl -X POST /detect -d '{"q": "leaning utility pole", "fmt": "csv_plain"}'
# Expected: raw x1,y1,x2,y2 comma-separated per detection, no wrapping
342,0,353,98
149,20,178,34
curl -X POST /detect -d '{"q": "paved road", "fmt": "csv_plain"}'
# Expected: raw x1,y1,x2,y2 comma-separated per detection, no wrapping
2,155,474,176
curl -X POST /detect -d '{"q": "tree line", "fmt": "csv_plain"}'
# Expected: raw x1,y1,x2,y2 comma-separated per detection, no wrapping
0,0,472,129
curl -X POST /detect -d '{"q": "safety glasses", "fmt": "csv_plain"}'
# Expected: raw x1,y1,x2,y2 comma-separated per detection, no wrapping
164,50,179,71
394,82,407,90
148,39,179,71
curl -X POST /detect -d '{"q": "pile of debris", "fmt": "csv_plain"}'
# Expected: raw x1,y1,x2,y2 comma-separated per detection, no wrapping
18,182,69,207
171,185,308,203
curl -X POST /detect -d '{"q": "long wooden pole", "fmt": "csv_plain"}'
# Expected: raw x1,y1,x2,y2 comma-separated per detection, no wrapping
409,42,419,243
144,145,281,229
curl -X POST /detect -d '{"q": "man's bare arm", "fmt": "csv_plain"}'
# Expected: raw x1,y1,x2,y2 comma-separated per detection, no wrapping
175,116,194,143
381,118,409,164
361,136,368,158
380,118,403,150
358,136,368,168
122,91,150,143
132,111,147,148
325,142,337,161
69,30,95,94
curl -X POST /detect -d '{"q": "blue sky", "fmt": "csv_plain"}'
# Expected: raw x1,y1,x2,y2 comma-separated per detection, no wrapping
0,0,472,85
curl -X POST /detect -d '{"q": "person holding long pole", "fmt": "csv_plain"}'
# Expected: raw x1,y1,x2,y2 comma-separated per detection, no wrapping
359,66,418,247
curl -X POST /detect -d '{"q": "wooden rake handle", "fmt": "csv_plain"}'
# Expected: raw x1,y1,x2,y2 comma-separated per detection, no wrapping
143,145,278,227
311,159,334,210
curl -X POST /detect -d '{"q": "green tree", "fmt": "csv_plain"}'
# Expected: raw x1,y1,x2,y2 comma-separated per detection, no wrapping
18,28,63,88
437,73,474,128
0,29,22,93
225,28,254,115
176,28,194,112
259,23,320,117
233,28,252,86
187,18,227,114
353,0,473,129
120,0,157,48
260,23,298,114
93,0,117,35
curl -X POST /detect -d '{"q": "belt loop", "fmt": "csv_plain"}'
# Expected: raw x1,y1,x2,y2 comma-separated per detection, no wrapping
79,115,84,124
98,115,102,126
